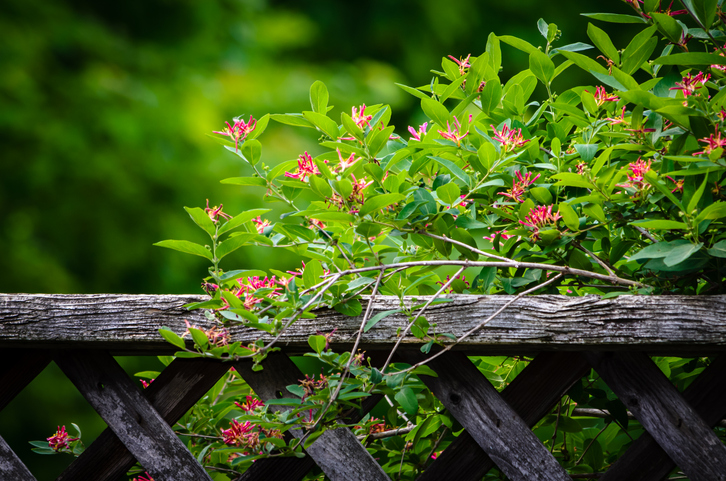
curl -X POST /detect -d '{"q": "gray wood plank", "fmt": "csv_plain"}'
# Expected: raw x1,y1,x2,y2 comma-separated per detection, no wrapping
404,351,571,481
598,354,726,481
57,358,230,481
0,349,51,411
417,351,589,481
233,353,390,481
3,294,726,354
585,352,726,481
0,435,36,481
54,350,213,481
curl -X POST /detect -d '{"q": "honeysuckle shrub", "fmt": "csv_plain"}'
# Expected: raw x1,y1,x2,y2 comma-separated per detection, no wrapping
38,2,726,480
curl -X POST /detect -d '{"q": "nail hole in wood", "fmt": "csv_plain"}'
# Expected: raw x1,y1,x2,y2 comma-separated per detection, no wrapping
449,393,461,405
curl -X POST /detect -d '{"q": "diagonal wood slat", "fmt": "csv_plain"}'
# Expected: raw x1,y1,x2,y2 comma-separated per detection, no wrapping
599,354,726,481
57,358,230,481
0,349,51,411
0,435,36,481
54,350,213,481
404,351,571,481
416,351,589,481
233,352,390,481
585,352,726,481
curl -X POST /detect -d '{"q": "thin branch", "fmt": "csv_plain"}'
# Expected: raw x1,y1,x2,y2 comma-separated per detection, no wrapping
634,225,657,243
357,425,416,441
575,422,610,465
420,231,513,263
381,266,465,373
572,240,616,277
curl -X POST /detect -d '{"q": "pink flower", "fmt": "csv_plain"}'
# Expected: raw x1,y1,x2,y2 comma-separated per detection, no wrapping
408,122,428,142
590,86,619,106
350,174,373,204
519,205,562,240
132,473,155,481
221,420,259,448
606,106,627,125
140,378,154,389
183,320,231,346
252,216,271,234
693,129,726,156
213,115,257,152
482,231,515,245
437,274,470,293
309,218,326,230
235,395,265,413
205,199,233,223
352,104,373,128
237,276,282,309
448,54,471,76
285,152,322,182
336,148,360,172
499,170,540,203
666,176,684,193
616,158,652,191
670,72,710,97
491,124,529,152
47,426,78,452
438,116,469,146
711,45,726,72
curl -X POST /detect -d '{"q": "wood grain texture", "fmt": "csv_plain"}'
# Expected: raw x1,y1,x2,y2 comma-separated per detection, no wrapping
416,351,589,481
232,353,390,481
0,349,50,411
57,358,230,481
406,351,571,481
54,351,213,481
585,352,726,481
3,294,726,354
599,354,726,481
0,435,35,481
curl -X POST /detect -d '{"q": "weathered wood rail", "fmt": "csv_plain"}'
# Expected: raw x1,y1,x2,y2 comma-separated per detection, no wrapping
1,293,726,481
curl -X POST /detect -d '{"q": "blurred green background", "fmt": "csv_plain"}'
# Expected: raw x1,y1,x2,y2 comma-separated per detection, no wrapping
0,0,635,478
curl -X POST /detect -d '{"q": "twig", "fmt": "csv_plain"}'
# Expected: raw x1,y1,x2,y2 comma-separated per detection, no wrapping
357,425,416,441
420,231,513,262
381,266,465,373
550,399,562,453
398,272,564,375
575,422,610,465
572,240,616,277
634,225,657,243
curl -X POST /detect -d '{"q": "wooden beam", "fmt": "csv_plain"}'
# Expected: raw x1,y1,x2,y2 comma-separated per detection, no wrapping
54,351,213,481
598,354,726,481
585,352,726,481
404,351,572,481
233,353,390,481
57,358,230,481
0,349,51,411
2,294,726,354
0,435,35,481
417,351,588,481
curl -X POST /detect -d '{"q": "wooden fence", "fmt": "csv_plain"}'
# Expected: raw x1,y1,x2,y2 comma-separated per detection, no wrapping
1,293,726,481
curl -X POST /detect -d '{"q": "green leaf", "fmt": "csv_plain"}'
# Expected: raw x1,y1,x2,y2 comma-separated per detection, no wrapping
302,111,340,139
241,139,262,165
529,186,553,204
218,209,272,236
395,83,430,100
497,35,539,54
189,327,209,350
153,240,212,261
436,183,461,206
583,203,606,223
630,239,690,261
696,201,726,222
184,206,216,237
707,239,726,258
364,309,402,332
421,98,451,128
410,365,439,378
560,51,609,76
341,112,364,142
644,170,685,211
303,260,324,289
414,188,438,216
621,26,658,74
558,203,580,231
159,327,186,349
270,114,315,128
630,219,688,230
394,387,419,417
333,299,363,317
581,13,648,24
551,172,596,189
587,23,620,64
451,228,480,261
652,52,726,66
574,144,599,162
650,12,683,43
688,0,719,29
308,334,327,354
480,78,502,115
216,233,265,259
309,80,329,114
687,175,710,214
309,174,333,198
429,156,471,186
529,50,555,84
309,211,355,223
367,125,396,157
220,176,267,187
664,242,703,266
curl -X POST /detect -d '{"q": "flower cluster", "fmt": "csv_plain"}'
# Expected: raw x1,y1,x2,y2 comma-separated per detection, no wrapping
131,473,154,481
47,426,78,453
183,320,231,347
140,378,154,389
408,122,428,142
205,200,232,223
620,158,653,191
235,395,266,413
252,216,271,234
694,130,726,157
299,374,329,400
670,71,710,98
499,171,540,203
213,115,257,152
491,124,530,152
591,86,619,106
438,116,469,146
352,104,373,128
237,276,282,310
285,152,322,182
519,205,562,240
